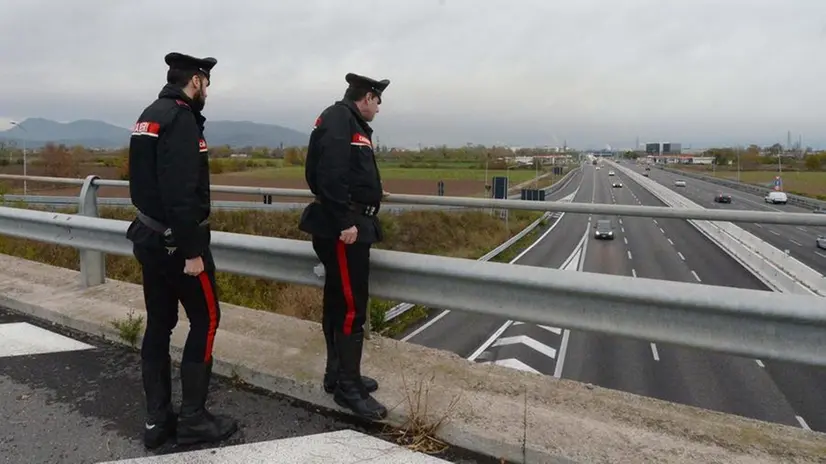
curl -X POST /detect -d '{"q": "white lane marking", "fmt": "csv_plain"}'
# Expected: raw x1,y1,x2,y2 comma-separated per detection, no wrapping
817,252,826,259
755,224,764,228
492,335,557,359
401,309,450,342
623,237,628,245
659,227,665,234
755,359,765,368
790,239,802,247
653,219,658,225
691,270,702,282
770,229,780,236
797,227,808,232
467,321,514,361
481,358,540,374
0,322,94,358
619,218,623,225
796,415,812,431
621,227,625,233
537,325,563,335
650,343,660,361
678,251,685,261
632,269,637,277
406,190,580,343
668,238,674,245
627,250,633,260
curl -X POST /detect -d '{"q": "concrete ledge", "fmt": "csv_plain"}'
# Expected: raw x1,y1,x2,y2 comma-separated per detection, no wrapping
1,254,825,463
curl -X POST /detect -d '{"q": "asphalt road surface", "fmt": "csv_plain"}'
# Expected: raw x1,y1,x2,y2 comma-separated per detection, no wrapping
620,162,826,433
396,166,589,362
0,307,500,464
645,165,826,274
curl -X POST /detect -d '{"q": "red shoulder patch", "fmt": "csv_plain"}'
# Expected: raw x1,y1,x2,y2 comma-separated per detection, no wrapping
175,99,190,108
313,116,322,129
350,133,372,148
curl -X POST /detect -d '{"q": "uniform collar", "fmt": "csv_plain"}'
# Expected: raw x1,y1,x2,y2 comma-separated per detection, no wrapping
339,99,373,136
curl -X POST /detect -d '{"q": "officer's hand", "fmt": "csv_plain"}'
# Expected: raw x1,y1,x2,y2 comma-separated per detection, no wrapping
339,226,358,245
382,189,390,198
184,257,204,276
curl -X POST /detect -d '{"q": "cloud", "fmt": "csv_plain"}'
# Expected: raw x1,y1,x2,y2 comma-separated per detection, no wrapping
1,0,825,148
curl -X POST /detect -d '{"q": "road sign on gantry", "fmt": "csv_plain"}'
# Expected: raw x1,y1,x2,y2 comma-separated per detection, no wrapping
492,176,508,199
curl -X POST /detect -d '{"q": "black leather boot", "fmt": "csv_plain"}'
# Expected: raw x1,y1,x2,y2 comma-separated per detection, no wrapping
322,318,378,394
332,330,387,421
141,356,176,449
176,360,238,446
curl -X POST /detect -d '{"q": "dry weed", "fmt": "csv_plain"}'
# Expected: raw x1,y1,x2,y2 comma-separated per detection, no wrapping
381,369,463,455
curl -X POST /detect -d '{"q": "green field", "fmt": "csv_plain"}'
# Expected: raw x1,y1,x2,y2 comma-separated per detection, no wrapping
677,167,826,200
227,165,545,184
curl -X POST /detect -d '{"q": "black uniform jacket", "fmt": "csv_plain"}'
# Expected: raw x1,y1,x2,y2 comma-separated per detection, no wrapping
299,99,384,244
126,83,212,260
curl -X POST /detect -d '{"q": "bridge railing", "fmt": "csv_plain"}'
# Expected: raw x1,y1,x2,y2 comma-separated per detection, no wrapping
0,203,825,369
0,173,825,226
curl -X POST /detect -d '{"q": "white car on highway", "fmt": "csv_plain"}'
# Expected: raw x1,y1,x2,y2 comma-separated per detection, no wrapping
608,171,615,176
817,235,826,250
764,191,788,204
674,180,686,187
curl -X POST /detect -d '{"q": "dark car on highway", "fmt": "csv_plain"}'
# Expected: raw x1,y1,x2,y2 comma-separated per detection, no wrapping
714,193,732,203
593,219,615,240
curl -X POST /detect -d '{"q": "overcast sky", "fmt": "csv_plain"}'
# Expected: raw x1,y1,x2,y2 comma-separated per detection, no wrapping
1,0,824,149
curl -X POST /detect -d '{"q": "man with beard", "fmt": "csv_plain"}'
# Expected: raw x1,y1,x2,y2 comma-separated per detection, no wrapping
126,52,238,449
299,72,390,421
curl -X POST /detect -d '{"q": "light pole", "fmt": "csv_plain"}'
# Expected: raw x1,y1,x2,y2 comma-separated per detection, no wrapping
10,121,27,195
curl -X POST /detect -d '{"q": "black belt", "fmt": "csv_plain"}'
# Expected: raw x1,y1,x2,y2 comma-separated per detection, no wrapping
314,197,380,217
137,211,209,234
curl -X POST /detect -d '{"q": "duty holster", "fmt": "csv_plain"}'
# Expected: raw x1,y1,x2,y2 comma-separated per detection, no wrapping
136,211,209,255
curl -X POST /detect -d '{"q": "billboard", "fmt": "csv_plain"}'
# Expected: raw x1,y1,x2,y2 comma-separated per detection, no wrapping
645,143,660,154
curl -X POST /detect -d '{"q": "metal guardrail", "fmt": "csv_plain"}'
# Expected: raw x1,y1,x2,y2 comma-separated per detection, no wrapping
0,173,825,226
382,167,582,321
655,165,826,211
1,204,826,367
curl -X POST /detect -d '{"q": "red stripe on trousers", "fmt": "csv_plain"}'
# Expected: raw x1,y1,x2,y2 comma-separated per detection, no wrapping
336,240,357,335
198,272,218,362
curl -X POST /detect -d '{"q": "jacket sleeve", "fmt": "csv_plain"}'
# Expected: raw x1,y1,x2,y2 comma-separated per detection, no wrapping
315,109,357,231
156,110,204,259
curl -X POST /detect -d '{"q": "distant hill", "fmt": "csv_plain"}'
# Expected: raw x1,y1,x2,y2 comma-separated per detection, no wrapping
0,117,309,149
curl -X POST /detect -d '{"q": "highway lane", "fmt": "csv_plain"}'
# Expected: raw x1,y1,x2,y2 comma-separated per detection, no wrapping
602,167,803,428
626,164,826,432
396,167,591,357
641,165,826,274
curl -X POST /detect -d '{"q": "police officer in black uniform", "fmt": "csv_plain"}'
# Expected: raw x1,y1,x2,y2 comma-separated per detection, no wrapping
126,52,238,449
299,72,390,420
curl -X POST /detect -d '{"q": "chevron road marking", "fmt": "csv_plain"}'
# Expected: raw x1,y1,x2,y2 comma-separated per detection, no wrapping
492,335,557,359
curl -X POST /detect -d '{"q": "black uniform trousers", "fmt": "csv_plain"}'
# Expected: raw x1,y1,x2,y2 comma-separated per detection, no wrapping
133,244,221,364
312,237,371,338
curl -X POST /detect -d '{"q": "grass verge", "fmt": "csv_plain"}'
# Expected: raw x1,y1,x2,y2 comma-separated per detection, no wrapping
0,200,541,333
670,166,826,201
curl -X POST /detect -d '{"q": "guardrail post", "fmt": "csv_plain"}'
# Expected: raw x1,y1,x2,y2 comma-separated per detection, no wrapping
78,175,105,287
